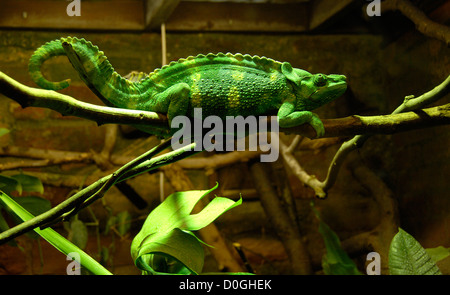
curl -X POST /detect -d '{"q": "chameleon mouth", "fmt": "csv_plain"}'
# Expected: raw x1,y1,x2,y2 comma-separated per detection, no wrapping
309,81,347,102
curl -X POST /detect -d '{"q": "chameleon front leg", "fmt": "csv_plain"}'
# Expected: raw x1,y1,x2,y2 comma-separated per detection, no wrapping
277,101,325,137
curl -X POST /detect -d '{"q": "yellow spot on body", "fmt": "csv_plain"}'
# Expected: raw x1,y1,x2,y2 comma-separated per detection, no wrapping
231,71,245,81
192,72,202,82
191,72,203,106
228,86,240,109
270,72,279,82
191,91,202,107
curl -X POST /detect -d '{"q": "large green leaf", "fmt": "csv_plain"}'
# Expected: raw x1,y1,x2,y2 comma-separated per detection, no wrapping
136,228,204,275
389,228,441,275
0,190,112,275
131,184,242,275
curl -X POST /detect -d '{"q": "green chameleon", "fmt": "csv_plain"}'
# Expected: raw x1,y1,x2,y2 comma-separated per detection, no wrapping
29,37,347,137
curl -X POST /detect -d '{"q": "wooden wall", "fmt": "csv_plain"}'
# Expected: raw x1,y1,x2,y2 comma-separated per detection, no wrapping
0,0,449,275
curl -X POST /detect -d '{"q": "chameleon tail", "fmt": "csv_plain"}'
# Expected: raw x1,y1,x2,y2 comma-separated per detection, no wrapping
28,37,155,109
28,40,71,90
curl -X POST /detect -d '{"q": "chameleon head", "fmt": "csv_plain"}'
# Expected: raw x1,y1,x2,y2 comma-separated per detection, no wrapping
281,62,347,110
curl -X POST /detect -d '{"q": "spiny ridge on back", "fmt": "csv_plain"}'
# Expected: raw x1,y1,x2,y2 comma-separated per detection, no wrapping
148,53,283,82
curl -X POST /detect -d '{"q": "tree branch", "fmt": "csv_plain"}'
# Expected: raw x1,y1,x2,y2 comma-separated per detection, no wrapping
0,71,169,135
381,0,450,46
320,74,450,196
0,140,200,245
2,71,449,142
250,161,313,274
282,103,450,138
1,68,449,202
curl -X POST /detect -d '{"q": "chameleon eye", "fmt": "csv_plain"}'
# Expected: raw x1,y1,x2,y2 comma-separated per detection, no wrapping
314,74,326,86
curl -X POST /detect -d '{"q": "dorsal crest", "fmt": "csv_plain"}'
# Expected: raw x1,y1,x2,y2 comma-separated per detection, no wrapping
148,53,283,83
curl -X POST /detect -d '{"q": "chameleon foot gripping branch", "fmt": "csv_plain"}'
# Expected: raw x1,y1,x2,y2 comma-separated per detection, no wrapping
29,37,347,137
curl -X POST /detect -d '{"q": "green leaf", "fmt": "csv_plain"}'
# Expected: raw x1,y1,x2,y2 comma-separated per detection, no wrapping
319,220,362,275
136,228,204,275
0,190,112,275
426,246,450,263
389,228,442,275
8,196,51,239
131,184,241,275
104,215,116,235
13,196,51,216
11,174,44,194
0,175,21,195
67,219,88,250
116,211,131,236
179,196,242,231
312,205,362,275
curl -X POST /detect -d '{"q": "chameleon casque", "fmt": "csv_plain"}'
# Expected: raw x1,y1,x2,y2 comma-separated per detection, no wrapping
29,37,347,137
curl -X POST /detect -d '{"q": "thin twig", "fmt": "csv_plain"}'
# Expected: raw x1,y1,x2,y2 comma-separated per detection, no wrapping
279,140,325,199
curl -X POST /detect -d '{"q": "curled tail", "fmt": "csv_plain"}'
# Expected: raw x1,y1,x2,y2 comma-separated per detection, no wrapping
28,37,155,109
29,39,71,90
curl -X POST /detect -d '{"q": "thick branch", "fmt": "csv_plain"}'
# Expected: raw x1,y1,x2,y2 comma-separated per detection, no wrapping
282,103,450,138
382,0,450,46
0,71,169,133
1,71,449,142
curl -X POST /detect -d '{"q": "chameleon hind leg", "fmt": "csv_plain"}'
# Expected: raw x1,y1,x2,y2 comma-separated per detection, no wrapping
146,83,191,125
277,101,325,137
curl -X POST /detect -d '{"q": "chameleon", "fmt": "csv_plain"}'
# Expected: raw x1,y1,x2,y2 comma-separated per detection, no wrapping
29,37,347,137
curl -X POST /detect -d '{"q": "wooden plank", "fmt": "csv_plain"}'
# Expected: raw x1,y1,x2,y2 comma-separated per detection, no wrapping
165,1,309,32
0,0,145,30
0,0,309,32
309,0,356,30
145,0,181,29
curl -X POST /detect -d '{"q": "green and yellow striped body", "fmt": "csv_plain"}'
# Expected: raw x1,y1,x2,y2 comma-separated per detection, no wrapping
147,53,289,118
